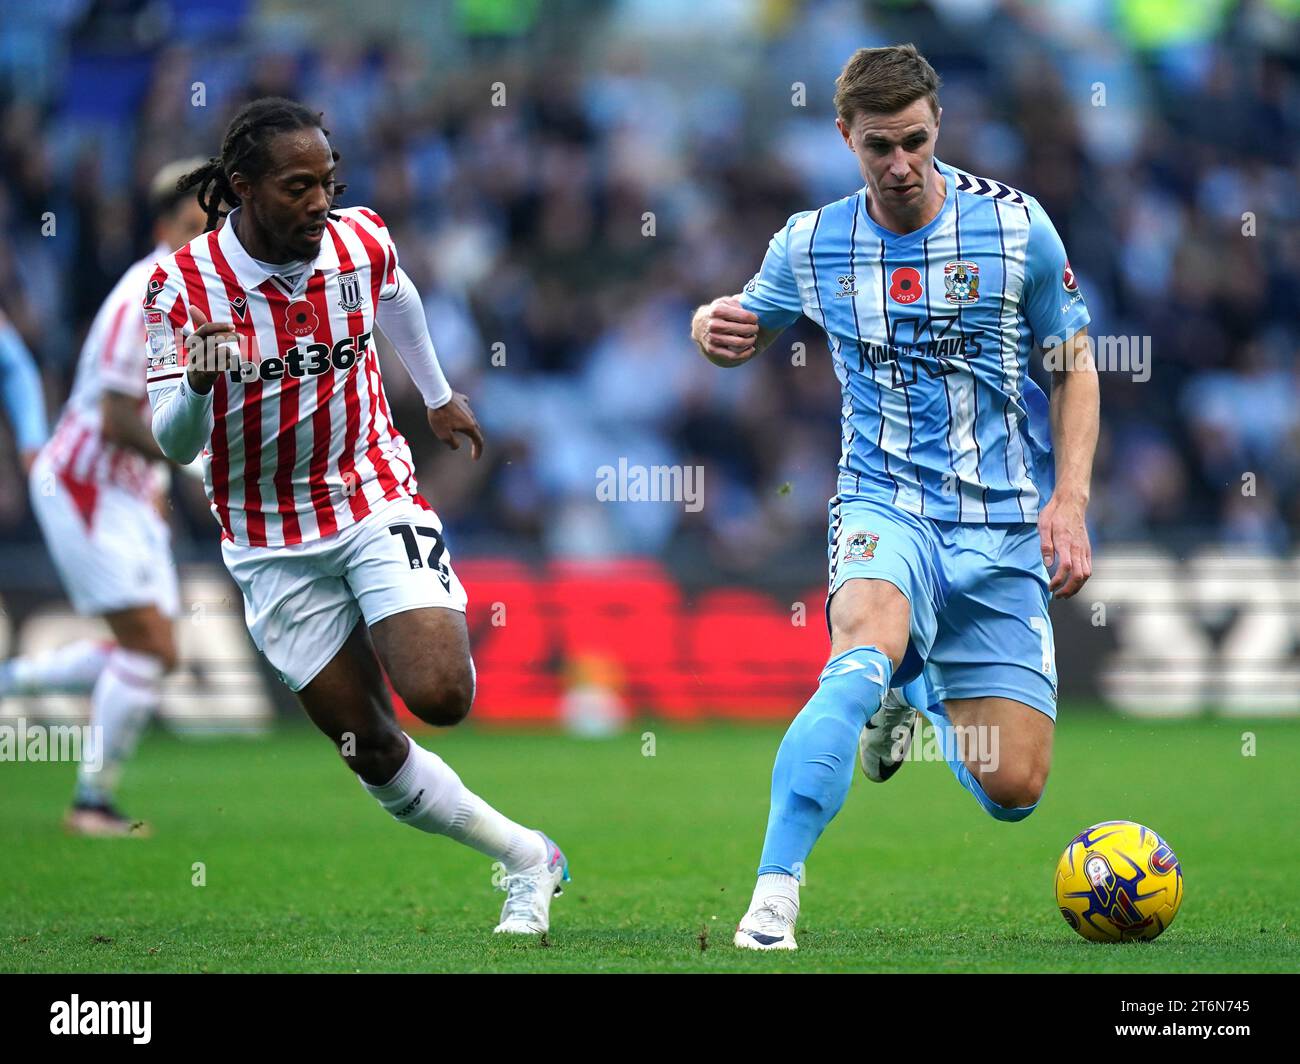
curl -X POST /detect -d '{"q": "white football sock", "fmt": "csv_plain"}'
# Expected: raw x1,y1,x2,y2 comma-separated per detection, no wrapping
2,639,113,696
752,872,801,921
362,735,548,873
74,648,163,805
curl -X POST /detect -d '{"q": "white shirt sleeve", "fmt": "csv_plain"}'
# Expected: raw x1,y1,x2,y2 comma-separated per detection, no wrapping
100,302,149,399
147,371,214,465
375,267,453,409
143,267,214,464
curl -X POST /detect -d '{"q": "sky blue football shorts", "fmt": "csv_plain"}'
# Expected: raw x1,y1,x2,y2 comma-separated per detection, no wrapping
826,493,1058,719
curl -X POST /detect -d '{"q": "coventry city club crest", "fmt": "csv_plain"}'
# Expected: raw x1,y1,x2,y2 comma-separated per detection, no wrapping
943,260,980,305
845,531,879,562
337,271,364,313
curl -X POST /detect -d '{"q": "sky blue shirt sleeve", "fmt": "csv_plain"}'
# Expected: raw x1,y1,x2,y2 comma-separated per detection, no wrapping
0,317,48,451
1022,198,1090,348
737,212,810,332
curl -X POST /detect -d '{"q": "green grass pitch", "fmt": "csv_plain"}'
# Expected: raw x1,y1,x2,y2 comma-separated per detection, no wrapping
2,709,1297,972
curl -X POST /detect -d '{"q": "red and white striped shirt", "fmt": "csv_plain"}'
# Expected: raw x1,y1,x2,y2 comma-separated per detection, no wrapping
144,206,429,547
42,248,166,523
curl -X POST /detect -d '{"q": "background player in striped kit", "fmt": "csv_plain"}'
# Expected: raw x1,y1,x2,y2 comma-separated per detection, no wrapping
691,45,1100,950
145,99,568,935
1,161,206,836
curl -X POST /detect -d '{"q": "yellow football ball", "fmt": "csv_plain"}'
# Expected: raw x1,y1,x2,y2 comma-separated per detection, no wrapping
1055,820,1183,942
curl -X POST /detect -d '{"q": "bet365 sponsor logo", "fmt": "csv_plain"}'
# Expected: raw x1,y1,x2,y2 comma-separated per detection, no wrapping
177,330,374,384
226,332,373,384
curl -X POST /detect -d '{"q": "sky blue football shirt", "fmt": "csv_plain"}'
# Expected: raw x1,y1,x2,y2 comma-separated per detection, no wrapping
740,157,1090,523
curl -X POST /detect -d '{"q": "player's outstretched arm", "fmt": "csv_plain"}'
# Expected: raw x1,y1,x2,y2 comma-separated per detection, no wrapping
0,313,49,472
374,267,484,460
1039,327,1099,599
691,295,782,368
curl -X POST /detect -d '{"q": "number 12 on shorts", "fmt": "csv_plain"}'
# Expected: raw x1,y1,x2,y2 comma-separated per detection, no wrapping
389,522,452,590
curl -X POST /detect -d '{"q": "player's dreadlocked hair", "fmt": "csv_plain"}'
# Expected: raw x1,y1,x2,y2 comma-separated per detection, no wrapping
176,97,347,231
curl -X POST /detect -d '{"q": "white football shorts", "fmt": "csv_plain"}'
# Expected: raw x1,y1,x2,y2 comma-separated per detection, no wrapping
29,454,181,619
220,494,468,692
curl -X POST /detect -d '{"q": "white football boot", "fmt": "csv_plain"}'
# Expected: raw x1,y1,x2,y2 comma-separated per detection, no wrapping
859,687,919,782
734,897,798,951
493,832,569,935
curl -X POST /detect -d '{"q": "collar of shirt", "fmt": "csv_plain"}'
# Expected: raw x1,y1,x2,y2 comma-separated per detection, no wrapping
216,206,340,297
249,254,308,291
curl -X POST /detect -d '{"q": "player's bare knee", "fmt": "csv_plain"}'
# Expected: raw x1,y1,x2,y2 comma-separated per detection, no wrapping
151,638,180,675
828,624,907,671
112,615,178,673
981,764,1047,811
123,639,178,674
403,669,475,728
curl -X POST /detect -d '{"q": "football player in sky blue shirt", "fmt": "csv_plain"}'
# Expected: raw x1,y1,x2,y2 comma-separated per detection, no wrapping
690,44,1099,951
0,310,48,472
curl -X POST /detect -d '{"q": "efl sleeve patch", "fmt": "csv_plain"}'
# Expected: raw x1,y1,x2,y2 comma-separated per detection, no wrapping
146,310,180,376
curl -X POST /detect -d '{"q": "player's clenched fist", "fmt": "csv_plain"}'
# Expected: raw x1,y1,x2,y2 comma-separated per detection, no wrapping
691,295,760,367
184,306,242,394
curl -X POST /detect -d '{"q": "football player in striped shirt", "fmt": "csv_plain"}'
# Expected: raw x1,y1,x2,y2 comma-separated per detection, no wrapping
691,45,1099,950
1,161,207,836
146,98,567,935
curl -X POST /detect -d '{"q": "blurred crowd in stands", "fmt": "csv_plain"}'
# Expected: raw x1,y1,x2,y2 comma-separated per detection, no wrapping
1,0,1297,577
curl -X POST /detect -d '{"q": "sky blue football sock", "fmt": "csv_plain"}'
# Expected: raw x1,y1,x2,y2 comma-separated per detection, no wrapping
757,645,893,876
915,687,1040,823
899,673,932,717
